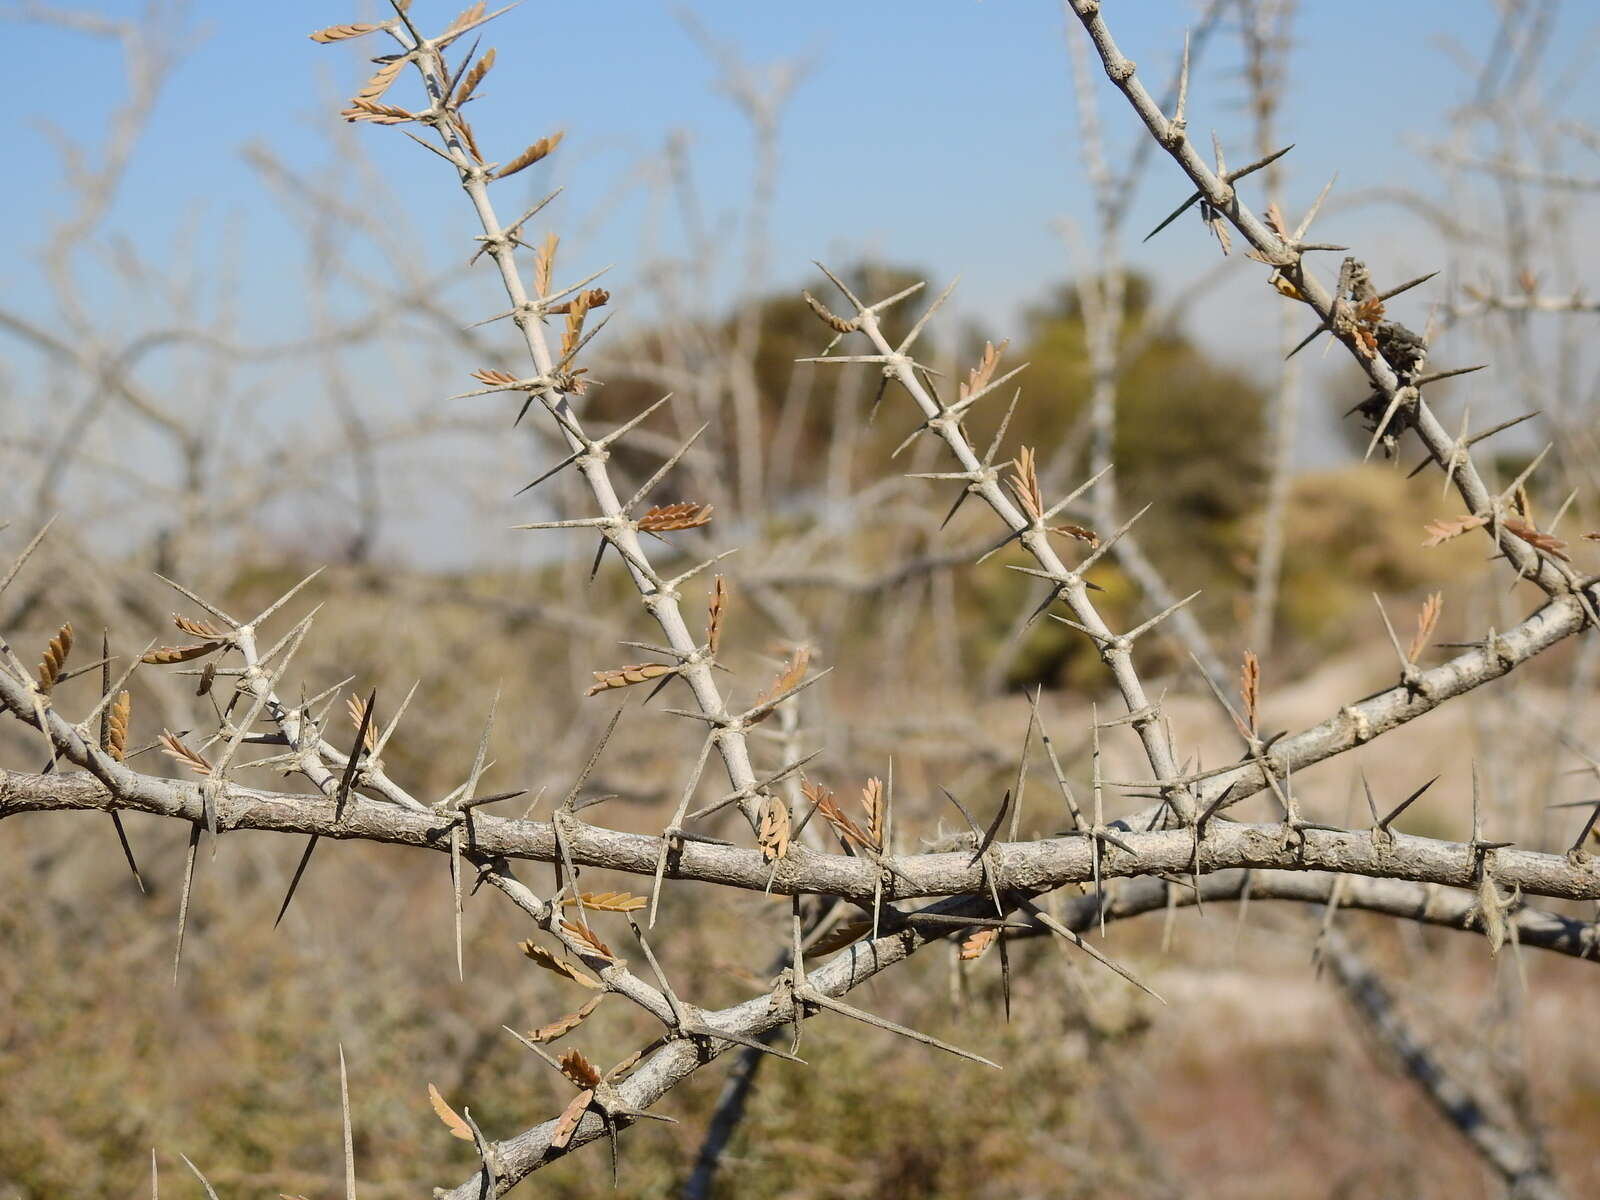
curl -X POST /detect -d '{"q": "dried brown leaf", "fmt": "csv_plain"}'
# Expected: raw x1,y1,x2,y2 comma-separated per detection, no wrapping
354,58,405,104
1268,271,1304,301
142,641,226,665
757,794,790,862
159,731,212,777
960,338,1009,403
809,920,872,956
427,1083,475,1142
534,233,559,297
346,694,378,751
107,691,131,761
454,114,484,164
604,1047,645,1083
638,502,713,533
492,130,564,180
960,927,1000,961
35,621,72,693
519,939,604,990
560,288,600,358
1210,213,1234,256
444,1,487,37
1477,873,1508,957
546,288,611,317
452,46,496,107
310,22,382,42
860,777,884,853
1422,513,1489,548
1240,650,1259,733
560,919,617,962
470,367,521,387
706,575,727,657
802,290,857,334
558,1048,602,1090
750,646,810,719
1048,522,1098,547
173,615,225,639
342,98,414,124
550,1088,593,1149
1407,592,1442,663
526,994,604,1044
585,662,673,696
1503,517,1569,562
561,891,648,913
802,781,871,851
1006,446,1043,522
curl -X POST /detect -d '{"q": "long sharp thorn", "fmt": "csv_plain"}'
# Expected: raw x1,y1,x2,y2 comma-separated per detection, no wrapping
99,629,146,891
1363,389,1410,463
1227,143,1294,182
178,1155,221,1200
514,451,582,495
112,813,147,893
941,786,983,838
998,932,1012,1022
1023,585,1064,629
1010,696,1038,842
984,388,1024,465
868,278,927,315
1195,782,1239,833
643,672,676,705
450,826,464,981
0,516,56,601
625,423,709,513
804,988,999,1068
1376,270,1439,304
813,261,866,312
1125,590,1202,642
274,835,320,928
1361,771,1380,826
1465,410,1540,447
1143,189,1202,242
1174,31,1191,125
896,276,959,353
588,536,609,582
865,373,891,425
173,823,202,985
1023,901,1165,1003
251,566,326,627
154,573,238,628
1285,321,1329,360
596,393,674,451
1414,363,1488,387
371,680,418,759
970,788,1011,866
1567,800,1600,856
939,485,973,530
336,689,376,819
1293,171,1339,240
339,1044,356,1200
1378,774,1440,833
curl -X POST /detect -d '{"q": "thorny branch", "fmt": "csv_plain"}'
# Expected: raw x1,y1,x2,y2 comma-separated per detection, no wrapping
3,2,1600,1195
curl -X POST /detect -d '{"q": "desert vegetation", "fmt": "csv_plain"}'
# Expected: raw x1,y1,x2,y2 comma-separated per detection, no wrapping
2,1,1599,1197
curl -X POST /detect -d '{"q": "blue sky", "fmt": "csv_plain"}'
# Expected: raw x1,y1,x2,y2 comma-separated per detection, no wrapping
8,1,1591,335
3,1,1597,562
